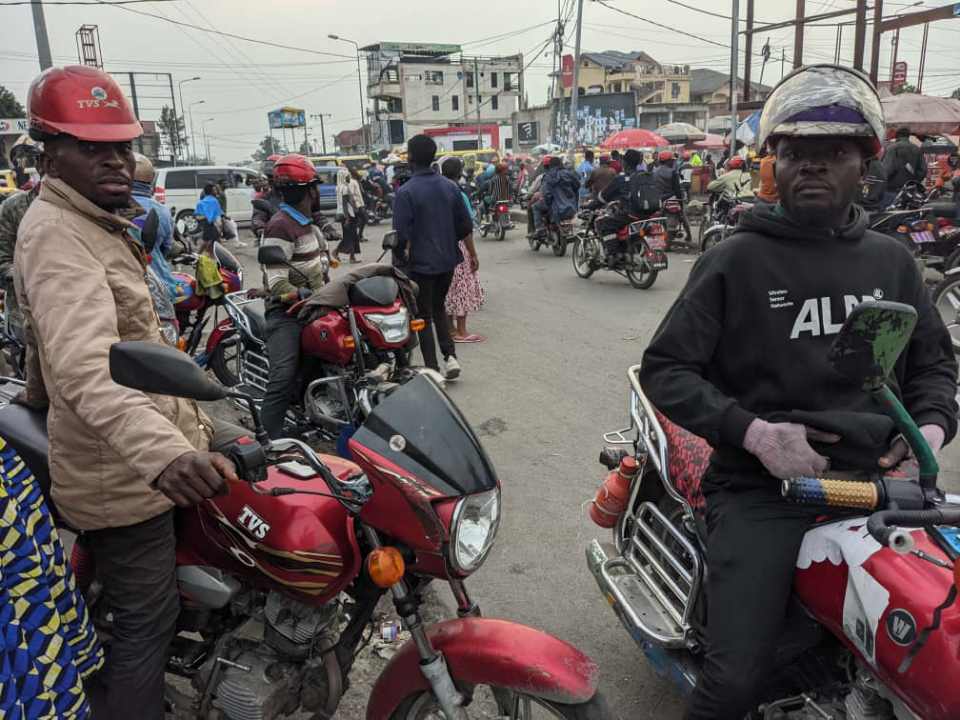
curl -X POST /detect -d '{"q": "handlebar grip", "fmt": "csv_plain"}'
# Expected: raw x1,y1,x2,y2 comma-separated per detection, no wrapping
781,477,882,510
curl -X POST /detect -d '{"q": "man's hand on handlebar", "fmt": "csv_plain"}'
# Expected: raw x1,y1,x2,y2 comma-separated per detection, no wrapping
743,419,840,481
879,424,946,470
156,450,238,507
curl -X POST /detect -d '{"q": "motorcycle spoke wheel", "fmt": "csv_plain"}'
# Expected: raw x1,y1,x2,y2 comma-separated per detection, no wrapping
528,235,540,252
208,336,241,387
625,258,658,289
933,277,960,354
392,686,612,720
572,238,594,279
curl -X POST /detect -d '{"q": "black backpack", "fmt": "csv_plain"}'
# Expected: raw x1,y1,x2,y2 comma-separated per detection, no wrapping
628,171,661,215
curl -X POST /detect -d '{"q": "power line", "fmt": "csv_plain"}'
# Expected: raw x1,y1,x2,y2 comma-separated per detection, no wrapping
660,0,778,24
0,0,177,4
594,0,729,49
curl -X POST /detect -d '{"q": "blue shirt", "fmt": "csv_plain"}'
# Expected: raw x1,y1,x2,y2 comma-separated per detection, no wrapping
392,168,473,275
195,194,223,223
577,160,594,198
132,192,174,256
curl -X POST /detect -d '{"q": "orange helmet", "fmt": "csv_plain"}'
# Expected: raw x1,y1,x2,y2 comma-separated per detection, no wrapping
272,154,317,186
27,65,141,142
658,150,674,162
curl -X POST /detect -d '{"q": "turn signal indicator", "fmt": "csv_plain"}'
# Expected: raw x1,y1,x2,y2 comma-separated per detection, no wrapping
367,546,405,588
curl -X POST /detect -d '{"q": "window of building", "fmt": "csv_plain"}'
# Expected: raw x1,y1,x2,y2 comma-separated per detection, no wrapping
432,95,440,112
425,70,444,85
405,73,422,82
491,95,499,110
671,82,681,99
490,72,498,88
468,95,474,104
386,97,403,113
466,71,474,88
503,72,514,91
383,68,399,83
452,95,459,111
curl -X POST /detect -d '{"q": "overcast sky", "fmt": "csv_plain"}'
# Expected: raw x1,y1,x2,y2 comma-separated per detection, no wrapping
2,0,957,162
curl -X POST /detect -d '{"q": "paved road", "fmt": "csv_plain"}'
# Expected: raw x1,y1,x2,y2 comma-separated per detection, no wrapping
232,222,960,720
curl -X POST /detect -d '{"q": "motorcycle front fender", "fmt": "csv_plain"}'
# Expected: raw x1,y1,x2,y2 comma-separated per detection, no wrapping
365,618,600,720
205,318,237,355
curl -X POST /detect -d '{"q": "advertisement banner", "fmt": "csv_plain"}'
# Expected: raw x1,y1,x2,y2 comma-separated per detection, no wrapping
517,121,539,145
268,107,306,129
891,61,908,93
553,93,637,146
0,118,29,134
561,54,574,90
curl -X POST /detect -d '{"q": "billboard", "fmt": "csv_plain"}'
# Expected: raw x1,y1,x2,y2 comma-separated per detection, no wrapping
268,106,306,129
561,54,574,89
517,121,539,145
553,93,637,146
891,61,908,93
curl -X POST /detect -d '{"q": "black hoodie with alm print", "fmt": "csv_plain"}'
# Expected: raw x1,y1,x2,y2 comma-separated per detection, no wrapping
639,202,958,480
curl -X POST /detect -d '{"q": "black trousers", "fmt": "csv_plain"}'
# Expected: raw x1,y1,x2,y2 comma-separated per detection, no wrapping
409,270,455,371
262,306,302,439
685,481,821,720
596,212,631,255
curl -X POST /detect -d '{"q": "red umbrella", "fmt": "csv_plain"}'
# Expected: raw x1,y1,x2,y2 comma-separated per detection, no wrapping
600,128,669,150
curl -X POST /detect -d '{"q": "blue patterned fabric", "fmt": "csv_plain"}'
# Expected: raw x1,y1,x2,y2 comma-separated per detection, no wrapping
0,437,103,719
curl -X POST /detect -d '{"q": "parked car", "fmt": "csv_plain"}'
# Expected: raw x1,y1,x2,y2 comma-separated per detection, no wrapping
314,164,339,211
153,165,261,229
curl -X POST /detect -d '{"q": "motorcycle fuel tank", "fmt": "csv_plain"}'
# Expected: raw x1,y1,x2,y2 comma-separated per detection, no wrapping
176,454,363,605
794,518,960,720
301,310,354,365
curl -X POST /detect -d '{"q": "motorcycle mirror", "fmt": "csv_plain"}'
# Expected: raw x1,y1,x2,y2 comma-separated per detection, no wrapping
140,209,160,254
828,300,917,391
257,244,287,266
109,341,228,402
381,230,399,251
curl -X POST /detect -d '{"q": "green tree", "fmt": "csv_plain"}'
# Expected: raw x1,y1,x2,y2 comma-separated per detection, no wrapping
893,83,918,95
252,135,281,162
158,105,186,160
0,86,25,118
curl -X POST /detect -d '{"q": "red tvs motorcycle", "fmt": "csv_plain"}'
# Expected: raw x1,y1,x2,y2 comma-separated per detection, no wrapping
571,210,668,290
480,202,512,242
206,240,422,447
586,301,960,719
659,197,691,250
0,341,612,719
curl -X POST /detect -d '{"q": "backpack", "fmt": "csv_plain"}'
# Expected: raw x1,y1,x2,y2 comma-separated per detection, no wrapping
628,171,661,215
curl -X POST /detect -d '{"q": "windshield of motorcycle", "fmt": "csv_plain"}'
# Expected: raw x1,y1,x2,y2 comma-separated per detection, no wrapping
350,374,499,497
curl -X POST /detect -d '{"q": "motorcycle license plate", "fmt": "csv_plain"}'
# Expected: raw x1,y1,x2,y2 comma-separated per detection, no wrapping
910,230,936,244
647,250,668,270
646,234,668,250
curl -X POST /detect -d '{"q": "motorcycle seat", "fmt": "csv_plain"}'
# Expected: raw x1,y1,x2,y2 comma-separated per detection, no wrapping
348,276,399,307
653,409,709,511
926,201,958,219
242,303,267,342
0,402,52,509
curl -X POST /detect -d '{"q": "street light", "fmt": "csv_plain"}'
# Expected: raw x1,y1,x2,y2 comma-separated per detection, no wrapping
176,76,200,163
201,118,214,164
328,34,368,153
188,99,205,164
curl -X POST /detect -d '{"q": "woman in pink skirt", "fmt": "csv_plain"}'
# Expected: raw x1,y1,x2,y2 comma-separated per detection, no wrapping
440,157,485,343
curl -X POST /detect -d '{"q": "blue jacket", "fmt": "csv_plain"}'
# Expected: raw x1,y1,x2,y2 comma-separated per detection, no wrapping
542,168,581,223
392,168,473,275
132,188,174,256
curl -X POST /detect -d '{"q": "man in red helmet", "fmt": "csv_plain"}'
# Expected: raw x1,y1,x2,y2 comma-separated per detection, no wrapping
259,153,331,438
706,154,755,202
14,66,240,719
653,149,693,242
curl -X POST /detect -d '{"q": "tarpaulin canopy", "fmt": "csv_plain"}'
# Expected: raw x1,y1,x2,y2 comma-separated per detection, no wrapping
599,128,669,150
655,122,705,143
693,133,727,149
881,94,960,137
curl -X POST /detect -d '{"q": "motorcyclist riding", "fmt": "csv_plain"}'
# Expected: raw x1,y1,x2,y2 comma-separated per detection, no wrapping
259,153,330,439
638,64,958,720
251,162,282,239
653,149,694,242
706,155,754,202
592,148,645,263
531,155,580,239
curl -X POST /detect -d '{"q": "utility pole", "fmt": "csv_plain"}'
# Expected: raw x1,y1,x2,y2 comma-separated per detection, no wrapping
917,22,929,92
31,1,53,70
730,0,740,160
567,0,585,159
474,57,482,151
311,113,331,154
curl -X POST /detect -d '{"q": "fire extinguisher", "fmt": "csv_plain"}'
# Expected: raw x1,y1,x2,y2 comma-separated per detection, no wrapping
589,456,639,528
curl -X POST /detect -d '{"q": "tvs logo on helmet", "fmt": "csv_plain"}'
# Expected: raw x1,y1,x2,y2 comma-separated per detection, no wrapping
91,86,108,100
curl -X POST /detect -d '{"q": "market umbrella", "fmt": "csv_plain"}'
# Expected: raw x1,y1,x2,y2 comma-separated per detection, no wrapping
881,94,960,137
921,135,958,154
693,133,727,149
655,122,706,143
600,128,669,150
531,143,563,156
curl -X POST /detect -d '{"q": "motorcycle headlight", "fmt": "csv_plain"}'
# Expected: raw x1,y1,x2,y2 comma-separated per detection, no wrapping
365,307,409,343
449,488,500,575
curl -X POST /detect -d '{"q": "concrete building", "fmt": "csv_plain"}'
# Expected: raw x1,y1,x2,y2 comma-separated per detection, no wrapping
362,42,523,151
334,127,369,154
689,68,771,130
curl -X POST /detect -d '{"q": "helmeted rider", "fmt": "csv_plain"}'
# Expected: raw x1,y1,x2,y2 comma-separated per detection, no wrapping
531,155,580,238
259,153,330,438
639,64,958,720
653,149,694,241
251,161,283,239
706,154,754,202
591,148,644,263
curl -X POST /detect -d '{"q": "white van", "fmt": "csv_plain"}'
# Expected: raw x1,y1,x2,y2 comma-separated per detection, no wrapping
153,165,261,227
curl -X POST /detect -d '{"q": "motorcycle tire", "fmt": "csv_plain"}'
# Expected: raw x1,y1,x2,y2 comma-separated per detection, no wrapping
528,234,541,252
932,274,960,355
572,237,595,279
208,336,242,387
552,236,568,257
175,208,199,237
626,258,658,289
496,224,506,242
944,246,960,271
700,227,724,254
390,688,614,720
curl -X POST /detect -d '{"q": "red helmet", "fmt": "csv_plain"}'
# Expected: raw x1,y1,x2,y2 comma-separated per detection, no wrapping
27,65,142,142
541,155,553,168
272,154,317,186
658,150,674,162
681,150,691,160
727,156,745,170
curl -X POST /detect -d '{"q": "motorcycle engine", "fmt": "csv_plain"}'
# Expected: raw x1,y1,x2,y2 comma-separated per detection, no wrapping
199,592,343,720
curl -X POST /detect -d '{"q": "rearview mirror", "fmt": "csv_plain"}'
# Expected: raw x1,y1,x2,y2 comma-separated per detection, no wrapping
828,300,917,390
258,244,287,266
109,341,227,402
140,209,160,253
382,230,398,251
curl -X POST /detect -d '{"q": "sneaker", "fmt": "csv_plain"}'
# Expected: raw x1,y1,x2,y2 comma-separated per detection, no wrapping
444,356,461,380
230,239,249,249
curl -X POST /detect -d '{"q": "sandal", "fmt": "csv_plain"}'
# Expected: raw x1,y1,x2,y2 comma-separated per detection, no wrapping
453,334,486,344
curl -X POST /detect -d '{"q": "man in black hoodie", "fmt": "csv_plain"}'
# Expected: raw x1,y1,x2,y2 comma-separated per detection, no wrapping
639,65,957,720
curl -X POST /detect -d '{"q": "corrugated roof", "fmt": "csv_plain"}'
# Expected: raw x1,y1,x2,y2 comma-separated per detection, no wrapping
581,50,660,70
690,68,771,97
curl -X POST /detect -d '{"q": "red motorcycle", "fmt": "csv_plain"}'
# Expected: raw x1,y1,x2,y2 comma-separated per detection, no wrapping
480,201,512,242
659,197,692,250
0,341,612,719
586,300,960,719
206,239,425,447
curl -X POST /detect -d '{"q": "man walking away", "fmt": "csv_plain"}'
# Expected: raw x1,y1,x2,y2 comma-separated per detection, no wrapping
392,134,477,380
883,126,926,202
578,149,595,201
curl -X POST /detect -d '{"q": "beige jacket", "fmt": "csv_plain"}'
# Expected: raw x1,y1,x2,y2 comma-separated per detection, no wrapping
14,178,212,530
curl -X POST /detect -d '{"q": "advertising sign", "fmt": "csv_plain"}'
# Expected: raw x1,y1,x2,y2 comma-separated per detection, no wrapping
268,106,306,129
891,61,908,92
0,118,29,134
553,93,637,146
517,121,539,145
561,54,574,90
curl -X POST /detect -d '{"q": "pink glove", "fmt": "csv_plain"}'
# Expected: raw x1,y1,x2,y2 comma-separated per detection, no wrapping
742,419,840,481
878,424,945,470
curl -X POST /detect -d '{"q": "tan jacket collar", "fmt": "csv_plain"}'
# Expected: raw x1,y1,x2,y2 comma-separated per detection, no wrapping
40,177,136,233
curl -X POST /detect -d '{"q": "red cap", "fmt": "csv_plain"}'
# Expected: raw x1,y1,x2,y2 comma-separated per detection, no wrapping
27,65,142,142
727,156,745,170
541,155,553,167
272,154,317,185
658,150,674,162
